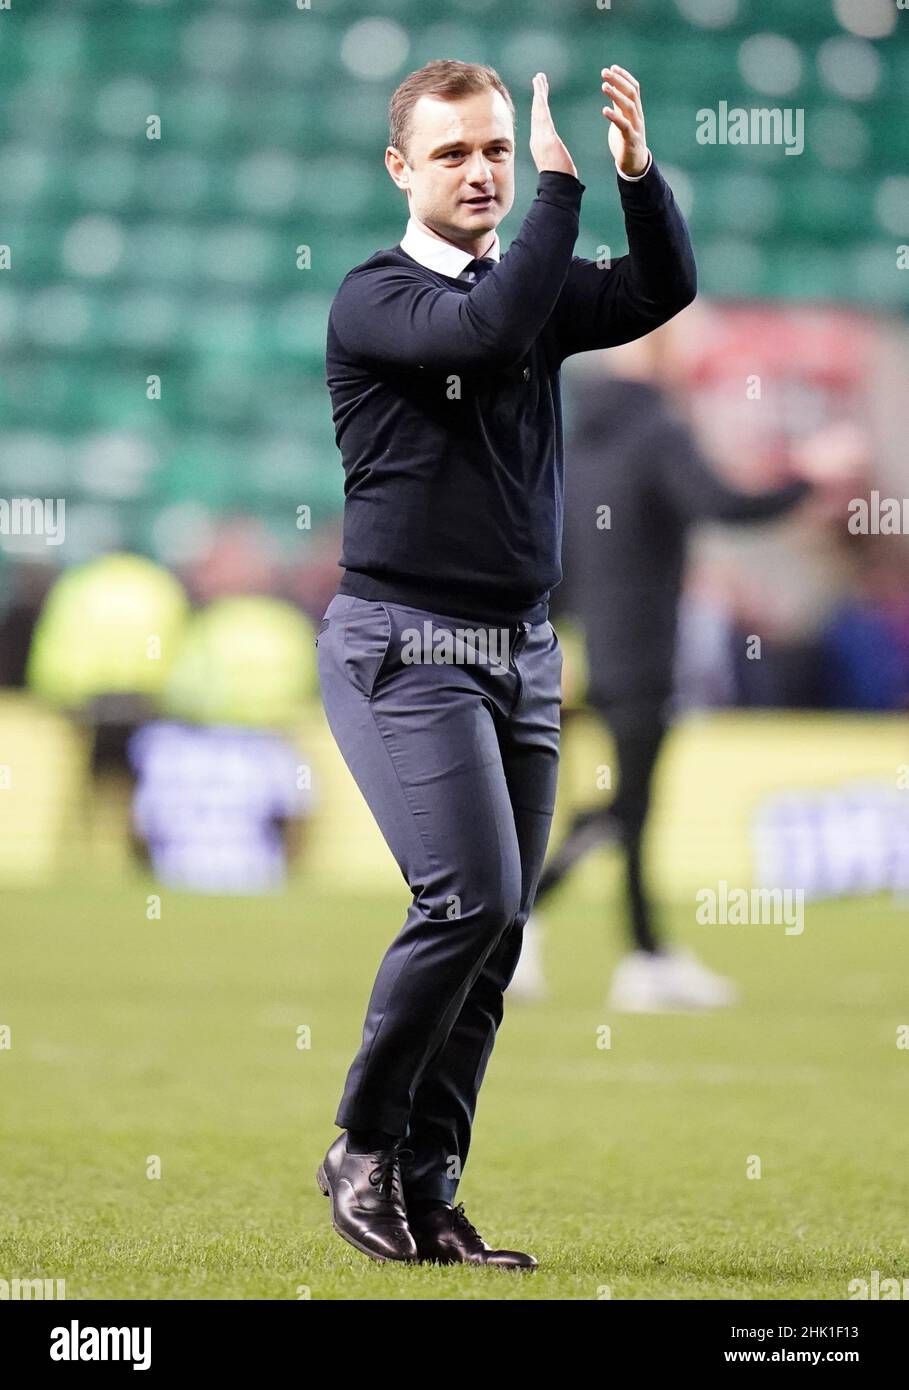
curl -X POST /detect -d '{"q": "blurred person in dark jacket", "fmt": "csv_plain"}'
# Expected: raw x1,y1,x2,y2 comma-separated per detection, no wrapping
510,331,856,1010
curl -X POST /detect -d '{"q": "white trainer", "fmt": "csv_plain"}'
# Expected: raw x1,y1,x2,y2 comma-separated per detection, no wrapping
607,947,738,1013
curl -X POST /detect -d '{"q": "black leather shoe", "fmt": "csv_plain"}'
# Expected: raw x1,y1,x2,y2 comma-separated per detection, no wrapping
316,1134,418,1263
408,1201,538,1269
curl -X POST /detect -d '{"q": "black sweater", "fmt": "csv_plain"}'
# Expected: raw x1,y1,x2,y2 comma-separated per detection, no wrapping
324,160,697,624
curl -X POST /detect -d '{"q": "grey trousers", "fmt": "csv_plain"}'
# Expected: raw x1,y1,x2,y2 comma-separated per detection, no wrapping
316,592,562,1202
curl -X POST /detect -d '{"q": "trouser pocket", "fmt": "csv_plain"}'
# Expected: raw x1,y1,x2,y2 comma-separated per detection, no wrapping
337,601,394,699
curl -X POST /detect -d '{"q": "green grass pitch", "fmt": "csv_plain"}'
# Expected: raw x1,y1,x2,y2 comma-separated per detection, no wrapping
2,873,907,1300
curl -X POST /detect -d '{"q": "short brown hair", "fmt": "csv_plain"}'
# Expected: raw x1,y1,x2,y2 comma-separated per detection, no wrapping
388,60,516,163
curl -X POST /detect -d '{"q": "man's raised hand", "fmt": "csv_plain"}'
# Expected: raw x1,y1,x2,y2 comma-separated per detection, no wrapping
530,72,578,178
601,65,650,177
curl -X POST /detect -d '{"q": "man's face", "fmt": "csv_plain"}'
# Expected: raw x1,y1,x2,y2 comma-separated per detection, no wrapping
386,89,516,252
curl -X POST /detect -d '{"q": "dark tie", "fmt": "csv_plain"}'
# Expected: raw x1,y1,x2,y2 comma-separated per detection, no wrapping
462,256,496,284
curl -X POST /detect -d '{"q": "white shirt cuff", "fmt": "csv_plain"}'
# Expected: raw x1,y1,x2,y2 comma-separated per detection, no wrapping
616,151,652,181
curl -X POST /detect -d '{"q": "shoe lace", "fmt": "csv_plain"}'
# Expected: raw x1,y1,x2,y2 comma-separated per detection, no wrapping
367,1142,414,1200
451,1201,482,1243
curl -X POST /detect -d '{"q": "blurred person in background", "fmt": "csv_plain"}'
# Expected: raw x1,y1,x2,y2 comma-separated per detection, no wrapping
728,422,876,709
127,595,317,893
285,520,348,629
25,553,190,852
182,515,279,606
511,325,863,1010
672,554,741,709
820,539,909,711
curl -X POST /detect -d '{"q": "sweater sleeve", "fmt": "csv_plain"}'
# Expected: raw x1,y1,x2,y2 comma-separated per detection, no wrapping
329,171,585,372
551,159,697,362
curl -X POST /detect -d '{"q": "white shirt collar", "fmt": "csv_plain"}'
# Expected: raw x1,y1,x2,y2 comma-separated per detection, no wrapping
399,216,501,279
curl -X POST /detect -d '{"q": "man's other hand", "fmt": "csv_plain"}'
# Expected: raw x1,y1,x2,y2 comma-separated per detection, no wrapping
530,72,578,179
601,65,650,177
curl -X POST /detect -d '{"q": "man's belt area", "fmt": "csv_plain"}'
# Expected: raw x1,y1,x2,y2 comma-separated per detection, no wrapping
338,568,550,627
